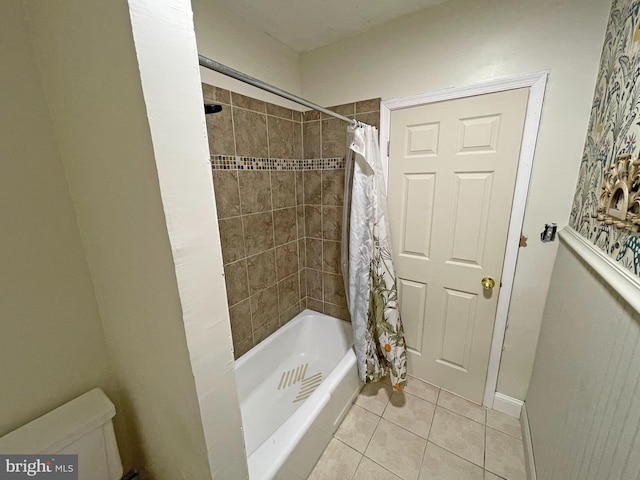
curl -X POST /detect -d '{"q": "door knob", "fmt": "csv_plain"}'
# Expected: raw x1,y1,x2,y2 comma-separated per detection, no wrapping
481,277,496,290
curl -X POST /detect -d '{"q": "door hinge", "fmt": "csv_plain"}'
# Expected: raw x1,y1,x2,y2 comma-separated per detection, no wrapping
387,140,390,157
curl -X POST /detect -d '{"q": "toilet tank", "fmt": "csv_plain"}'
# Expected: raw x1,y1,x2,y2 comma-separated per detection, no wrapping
0,388,123,480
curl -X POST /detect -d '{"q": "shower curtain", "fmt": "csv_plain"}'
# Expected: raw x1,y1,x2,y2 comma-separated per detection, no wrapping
341,123,407,390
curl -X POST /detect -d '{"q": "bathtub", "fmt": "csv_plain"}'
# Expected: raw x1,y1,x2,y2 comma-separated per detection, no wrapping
235,309,361,480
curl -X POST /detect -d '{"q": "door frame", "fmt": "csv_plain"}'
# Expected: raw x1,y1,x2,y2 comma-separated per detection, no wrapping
379,71,548,408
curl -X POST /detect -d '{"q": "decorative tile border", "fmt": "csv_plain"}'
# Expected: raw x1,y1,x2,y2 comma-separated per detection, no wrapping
211,155,345,171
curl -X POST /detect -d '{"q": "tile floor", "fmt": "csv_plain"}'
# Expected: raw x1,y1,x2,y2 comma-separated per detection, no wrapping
308,376,526,480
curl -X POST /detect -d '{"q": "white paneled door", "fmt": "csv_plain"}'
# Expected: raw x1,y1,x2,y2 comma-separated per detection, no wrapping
388,89,529,403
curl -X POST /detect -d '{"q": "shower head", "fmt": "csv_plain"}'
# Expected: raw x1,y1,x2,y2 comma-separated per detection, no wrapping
204,103,223,114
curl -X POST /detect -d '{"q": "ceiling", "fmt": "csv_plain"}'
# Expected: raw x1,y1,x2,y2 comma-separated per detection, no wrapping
215,0,449,52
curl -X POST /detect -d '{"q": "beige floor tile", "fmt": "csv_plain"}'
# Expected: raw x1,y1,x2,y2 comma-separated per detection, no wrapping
418,442,484,480
484,471,504,479
485,427,526,480
308,438,362,480
437,390,486,424
428,407,485,467
404,376,440,404
365,418,427,480
383,391,436,438
352,457,402,480
486,410,522,439
335,403,380,453
355,381,393,416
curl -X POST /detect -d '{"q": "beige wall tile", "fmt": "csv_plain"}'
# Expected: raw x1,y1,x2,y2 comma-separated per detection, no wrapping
306,238,323,270
323,272,347,307
355,98,381,113
303,170,322,204
305,205,322,239
242,211,274,257
232,336,253,360
322,240,341,274
250,284,279,332
266,102,294,120
233,108,268,157
253,320,278,344
218,217,245,265
280,301,302,325
206,107,235,155
322,169,345,206
212,171,241,219
297,238,306,271
324,102,355,117
303,109,320,121
238,171,272,214
303,120,321,159
278,273,300,312
324,303,350,322
268,116,297,159
298,268,306,300
223,260,249,306
356,111,380,132
322,205,342,241
271,171,296,208
275,241,299,280
292,121,303,159
228,299,252,342
307,298,323,312
246,249,276,295
202,83,231,105
273,207,297,246
231,91,266,113
306,268,323,300
321,117,349,159
295,171,304,205
296,205,305,237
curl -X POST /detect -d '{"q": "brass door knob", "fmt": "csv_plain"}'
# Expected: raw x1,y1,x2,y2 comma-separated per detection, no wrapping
481,277,496,290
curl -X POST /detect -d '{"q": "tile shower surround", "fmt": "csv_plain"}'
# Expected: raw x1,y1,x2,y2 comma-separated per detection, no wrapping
203,82,380,358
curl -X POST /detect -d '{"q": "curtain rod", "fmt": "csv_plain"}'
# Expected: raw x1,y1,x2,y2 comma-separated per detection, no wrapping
198,54,357,125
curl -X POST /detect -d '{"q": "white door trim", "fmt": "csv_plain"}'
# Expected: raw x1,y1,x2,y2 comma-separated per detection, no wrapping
379,71,548,408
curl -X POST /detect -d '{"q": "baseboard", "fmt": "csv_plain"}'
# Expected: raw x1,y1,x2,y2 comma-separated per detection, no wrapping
492,392,523,418
521,402,537,480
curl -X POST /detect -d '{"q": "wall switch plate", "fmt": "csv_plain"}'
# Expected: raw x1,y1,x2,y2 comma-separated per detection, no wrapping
540,223,557,243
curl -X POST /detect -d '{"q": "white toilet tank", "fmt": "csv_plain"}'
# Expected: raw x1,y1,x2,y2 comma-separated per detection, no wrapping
0,388,123,480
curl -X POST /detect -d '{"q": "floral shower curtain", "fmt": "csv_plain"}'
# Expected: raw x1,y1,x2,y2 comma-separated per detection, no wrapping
341,123,407,390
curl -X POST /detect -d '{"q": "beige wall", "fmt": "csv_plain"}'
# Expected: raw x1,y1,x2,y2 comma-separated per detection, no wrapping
527,237,640,479
192,0,303,111
300,0,611,400
0,0,116,445
24,0,221,477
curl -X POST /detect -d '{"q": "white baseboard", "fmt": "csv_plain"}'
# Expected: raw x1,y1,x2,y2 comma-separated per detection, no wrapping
521,402,537,480
492,392,523,418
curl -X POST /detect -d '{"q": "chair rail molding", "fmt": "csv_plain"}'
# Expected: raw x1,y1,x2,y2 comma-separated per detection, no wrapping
560,227,640,314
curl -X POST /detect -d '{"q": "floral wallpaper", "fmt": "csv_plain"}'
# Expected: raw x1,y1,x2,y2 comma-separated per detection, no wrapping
570,0,640,276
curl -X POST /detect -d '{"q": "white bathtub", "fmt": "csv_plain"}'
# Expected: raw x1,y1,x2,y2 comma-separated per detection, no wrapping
235,309,361,480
